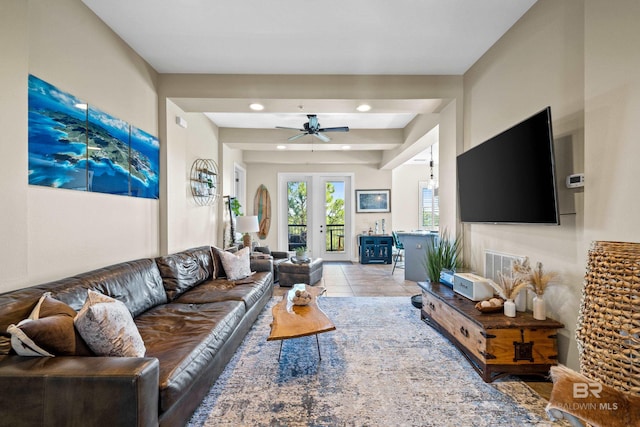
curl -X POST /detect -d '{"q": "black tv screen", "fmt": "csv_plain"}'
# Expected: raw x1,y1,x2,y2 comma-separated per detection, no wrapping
457,107,559,224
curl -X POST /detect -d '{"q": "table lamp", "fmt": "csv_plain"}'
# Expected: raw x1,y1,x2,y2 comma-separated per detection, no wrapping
236,215,259,248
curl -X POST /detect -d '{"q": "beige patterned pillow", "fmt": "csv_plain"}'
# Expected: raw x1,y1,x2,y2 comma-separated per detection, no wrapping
74,290,146,357
217,247,253,280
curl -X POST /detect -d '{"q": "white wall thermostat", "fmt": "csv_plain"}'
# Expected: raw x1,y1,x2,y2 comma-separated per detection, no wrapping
566,173,585,188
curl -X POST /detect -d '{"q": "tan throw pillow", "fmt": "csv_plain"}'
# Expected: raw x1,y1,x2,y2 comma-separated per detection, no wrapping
6,292,92,357
74,290,146,357
217,247,253,281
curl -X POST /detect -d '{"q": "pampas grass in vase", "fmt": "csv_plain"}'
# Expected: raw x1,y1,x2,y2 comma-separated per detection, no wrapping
527,261,559,320
487,272,530,317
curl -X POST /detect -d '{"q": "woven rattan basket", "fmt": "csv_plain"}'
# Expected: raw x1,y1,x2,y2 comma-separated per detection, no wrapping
576,241,640,396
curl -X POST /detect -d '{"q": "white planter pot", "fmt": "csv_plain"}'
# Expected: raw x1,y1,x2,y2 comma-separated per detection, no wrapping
504,299,516,317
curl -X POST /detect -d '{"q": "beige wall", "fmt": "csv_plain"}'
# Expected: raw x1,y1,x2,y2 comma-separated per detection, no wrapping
438,100,461,236
0,0,29,291
584,0,640,244
463,0,585,369
1,0,160,290
165,101,221,253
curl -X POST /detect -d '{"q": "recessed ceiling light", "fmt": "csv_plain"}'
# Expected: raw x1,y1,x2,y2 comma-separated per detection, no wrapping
356,104,371,112
249,103,264,111
341,145,351,150
276,145,287,150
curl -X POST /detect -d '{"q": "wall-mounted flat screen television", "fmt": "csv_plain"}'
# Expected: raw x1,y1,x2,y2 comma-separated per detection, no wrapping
457,107,560,225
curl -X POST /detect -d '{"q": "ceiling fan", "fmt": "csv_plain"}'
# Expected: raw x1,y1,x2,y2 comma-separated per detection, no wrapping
276,114,349,142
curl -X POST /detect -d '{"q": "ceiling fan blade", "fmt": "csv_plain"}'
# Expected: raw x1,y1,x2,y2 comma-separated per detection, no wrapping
288,133,307,141
313,133,331,142
318,126,350,132
276,126,305,131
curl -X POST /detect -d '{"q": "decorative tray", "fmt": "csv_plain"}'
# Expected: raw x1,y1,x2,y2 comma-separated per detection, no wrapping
474,298,505,313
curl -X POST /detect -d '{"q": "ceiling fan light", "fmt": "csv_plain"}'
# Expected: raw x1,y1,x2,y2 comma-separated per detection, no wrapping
249,103,264,111
356,104,371,112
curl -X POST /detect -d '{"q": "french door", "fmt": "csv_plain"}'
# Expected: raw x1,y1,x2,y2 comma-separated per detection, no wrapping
278,173,353,262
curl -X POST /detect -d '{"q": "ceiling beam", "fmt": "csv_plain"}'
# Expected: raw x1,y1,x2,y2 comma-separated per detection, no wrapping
379,114,440,170
242,149,382,165
220,128,403,150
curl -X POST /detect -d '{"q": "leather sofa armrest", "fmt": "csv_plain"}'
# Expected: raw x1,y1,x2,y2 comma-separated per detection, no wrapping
250,258,273,274
0,355,159,427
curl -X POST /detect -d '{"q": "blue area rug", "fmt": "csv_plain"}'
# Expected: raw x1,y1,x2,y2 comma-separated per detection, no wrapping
188,297,559,426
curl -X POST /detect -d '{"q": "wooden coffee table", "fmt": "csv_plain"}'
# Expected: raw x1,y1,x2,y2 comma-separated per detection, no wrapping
267,284,335,360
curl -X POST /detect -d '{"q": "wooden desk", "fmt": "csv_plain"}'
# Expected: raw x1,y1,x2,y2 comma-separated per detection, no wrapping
268,285,335,360
419,281,564,382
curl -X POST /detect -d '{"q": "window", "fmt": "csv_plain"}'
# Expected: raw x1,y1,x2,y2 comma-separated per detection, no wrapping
419,182,439,231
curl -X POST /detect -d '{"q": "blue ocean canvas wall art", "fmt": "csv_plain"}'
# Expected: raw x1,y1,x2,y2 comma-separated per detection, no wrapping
28,75,89,190
28,74,160,199
130,126,159,199
87,106,130,195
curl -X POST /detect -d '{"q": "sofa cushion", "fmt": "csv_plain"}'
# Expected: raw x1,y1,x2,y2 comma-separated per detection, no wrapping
155,250,213,301
75,290,146,357
53,259,168,317
216,247,252,280
7,292,92,357
135,300,246,413
174,271,272,310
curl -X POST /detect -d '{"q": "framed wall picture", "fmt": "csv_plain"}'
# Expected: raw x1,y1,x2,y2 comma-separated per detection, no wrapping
356,189,391,213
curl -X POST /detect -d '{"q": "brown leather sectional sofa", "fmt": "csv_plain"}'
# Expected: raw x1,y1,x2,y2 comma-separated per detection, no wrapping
0,246,273,427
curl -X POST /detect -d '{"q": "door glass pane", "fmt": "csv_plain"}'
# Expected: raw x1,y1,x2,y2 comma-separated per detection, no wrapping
325,180,345,252
287,181,307,251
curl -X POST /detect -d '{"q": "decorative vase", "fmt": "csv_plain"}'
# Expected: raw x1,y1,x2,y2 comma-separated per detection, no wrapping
515,290,527,312
504,299,516,317
533,295,546,320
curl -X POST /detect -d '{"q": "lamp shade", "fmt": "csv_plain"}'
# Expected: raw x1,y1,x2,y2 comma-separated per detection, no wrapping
236,215,260,233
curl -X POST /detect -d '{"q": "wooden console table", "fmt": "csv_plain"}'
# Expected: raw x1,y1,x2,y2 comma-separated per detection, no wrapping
418,281,563,382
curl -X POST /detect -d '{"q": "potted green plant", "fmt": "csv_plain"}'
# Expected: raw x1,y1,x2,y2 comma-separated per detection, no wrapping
229,198,242,217
295,246,309,261
423,228,462,284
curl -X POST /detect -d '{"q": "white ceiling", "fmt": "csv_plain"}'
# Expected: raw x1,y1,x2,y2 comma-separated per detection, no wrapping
82,0,536,76
81,0,537,162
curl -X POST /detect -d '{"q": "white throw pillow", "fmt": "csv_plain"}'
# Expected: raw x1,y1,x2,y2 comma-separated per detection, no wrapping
74,290,146,357
218,247,253,281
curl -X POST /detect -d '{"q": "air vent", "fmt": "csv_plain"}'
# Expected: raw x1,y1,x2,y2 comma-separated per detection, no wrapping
484,250,525,282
